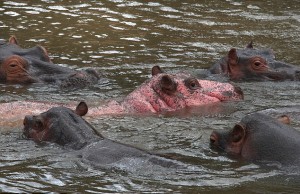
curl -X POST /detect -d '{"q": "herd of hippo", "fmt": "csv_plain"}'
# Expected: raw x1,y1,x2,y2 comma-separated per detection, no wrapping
1,36,300,172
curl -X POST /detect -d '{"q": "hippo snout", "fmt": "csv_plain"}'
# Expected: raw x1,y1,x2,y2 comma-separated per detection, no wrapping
219,85,244,101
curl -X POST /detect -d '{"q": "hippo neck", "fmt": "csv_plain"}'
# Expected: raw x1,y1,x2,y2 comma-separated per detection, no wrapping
62,131,103,150
209,57,229,74
59,118,104,150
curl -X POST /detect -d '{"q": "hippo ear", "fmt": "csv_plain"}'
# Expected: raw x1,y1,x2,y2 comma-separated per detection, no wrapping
246,41,253,49
277,114,290,125
228,48,238,66
9,36,19,45
152,65,164,76
231,124,246,143
75,101,88,116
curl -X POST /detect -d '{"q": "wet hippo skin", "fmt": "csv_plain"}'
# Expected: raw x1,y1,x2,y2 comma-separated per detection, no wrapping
0,65,243,127
0,36,99,88
23,102,181,170
0,66,244,125
210,113,300,166
88,65,244,115
209,42,300,81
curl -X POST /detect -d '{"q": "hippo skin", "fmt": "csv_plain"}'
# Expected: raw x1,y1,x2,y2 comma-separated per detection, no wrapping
88,65,243,115
258,105,300,125
0,36,99,88
210,113,300,166
209,42,300,81
23,102,181,170
0,66,243,126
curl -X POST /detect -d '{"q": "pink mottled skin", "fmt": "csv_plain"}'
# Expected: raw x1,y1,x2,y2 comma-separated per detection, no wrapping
89,66,243,115
0,66,243,127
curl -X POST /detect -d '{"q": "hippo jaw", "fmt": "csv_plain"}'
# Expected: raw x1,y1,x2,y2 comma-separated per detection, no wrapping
261,61,298,81
258,71,295,81
199,80,244,102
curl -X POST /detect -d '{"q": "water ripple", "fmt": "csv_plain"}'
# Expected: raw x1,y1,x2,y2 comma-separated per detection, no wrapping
0,0,300,193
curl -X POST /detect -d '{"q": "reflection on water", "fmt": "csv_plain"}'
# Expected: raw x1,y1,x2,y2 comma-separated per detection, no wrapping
1,0,300,193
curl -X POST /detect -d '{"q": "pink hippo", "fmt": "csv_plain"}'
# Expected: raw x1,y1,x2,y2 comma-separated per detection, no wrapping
89,66,243,115
0,66,243,127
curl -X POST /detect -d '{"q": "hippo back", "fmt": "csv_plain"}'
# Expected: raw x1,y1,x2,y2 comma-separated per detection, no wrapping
81,138,182,171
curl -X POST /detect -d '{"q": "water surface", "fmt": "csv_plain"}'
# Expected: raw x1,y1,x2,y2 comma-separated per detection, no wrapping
0,0,300,193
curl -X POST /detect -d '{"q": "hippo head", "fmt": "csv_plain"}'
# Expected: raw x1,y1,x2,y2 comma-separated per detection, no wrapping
0,36,99,87
0,36,55,83
23,102,102,149
123,66,243,113
210,113,300,165
210,42,298,81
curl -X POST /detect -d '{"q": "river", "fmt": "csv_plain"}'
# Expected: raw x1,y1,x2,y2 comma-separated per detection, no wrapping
0,0,300,193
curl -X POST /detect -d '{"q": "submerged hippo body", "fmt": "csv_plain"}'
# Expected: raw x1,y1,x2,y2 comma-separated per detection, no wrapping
23,102,181,170
0,36,99,88
210,113,300,166
258,105,300,125
0,66,243,127
209,42,300,81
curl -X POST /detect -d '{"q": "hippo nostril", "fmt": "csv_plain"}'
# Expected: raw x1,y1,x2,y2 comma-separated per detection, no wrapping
233,85,244,99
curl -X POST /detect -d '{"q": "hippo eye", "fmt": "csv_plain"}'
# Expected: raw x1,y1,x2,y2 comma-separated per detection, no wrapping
3,56,29,72
252,61,267,71
9,63,17,68
251,57,268,71
184,78,200,90
254,61,260,66
254,61,262,67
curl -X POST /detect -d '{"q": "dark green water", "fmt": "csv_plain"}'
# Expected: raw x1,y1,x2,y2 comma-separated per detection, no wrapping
0,0,300,193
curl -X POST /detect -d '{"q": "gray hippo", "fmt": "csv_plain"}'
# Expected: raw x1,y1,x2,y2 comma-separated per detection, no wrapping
209,42,300,81
210,113,300,166
0,36,99,88
22,102,182,170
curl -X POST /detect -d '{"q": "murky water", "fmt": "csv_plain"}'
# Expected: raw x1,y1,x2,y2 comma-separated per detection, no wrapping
1,0,300,193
